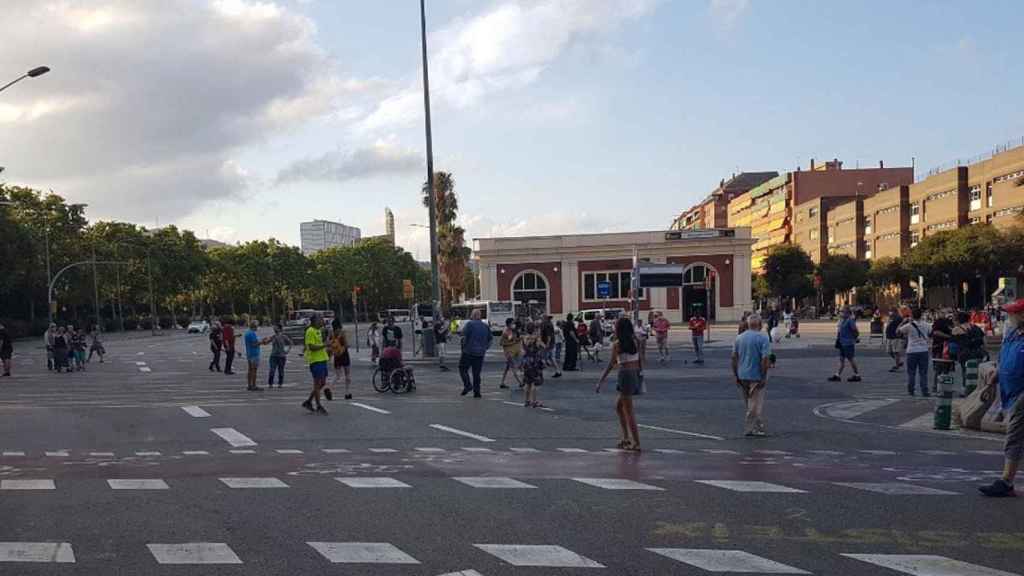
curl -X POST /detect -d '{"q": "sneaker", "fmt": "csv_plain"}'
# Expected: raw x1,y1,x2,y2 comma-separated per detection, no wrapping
979,479,1016,497
301,400,314,412
344,393,352,400
827,375,841,382
847,375,862,382
524,401,531,407
316,405,328,415
473,393,482,398
499,384,509,389
324,388,333,401
552,372,562,378
460,387,470,396
751,430,768,437
888,366,901,372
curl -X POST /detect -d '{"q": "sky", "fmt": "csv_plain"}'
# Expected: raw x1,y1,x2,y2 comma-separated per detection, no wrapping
1,0,1022,259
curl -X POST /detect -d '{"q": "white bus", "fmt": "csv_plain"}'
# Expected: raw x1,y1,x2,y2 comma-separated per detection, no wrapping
449,300,515,335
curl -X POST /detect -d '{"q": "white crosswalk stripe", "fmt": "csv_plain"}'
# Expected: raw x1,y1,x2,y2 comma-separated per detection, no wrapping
462,447,493,453
648,549,810,573
147,543,242,565
572,478,663,491
510,447,539,453
835,482,958,495
842,554,1020,576
322,448,350,453
336,477,411,488
475,544,604,568
181,405,211,418
557,448,588,453
182,450,210,455
0,542,75,563
135,451,161,456
219,477,288,489
210,427,257,447
275,449,303,454
369,448,398,453
308,542,420,564
696,480,806,493
454,477,536,489
45,450,69,457
415,447,446,453
1,479,55,490
108,479,169,490
1,451,25,456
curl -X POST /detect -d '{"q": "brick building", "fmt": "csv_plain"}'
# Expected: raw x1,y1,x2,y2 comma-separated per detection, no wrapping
671,172,777,231
863,185,910,260
792,195,858,264
825,198,865,260
474,229,754,323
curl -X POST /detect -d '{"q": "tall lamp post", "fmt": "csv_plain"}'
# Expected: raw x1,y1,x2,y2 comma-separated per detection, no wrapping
0,66,50,94
419,0,441,351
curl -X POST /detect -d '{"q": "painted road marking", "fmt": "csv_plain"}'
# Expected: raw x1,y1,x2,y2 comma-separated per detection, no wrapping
454,477,536,489
648,549,809,574
1,451,25,457
861,450,899,455
229,449,255,454
437,571,485,576
842,554,1019,576
462,447,493,453
973,450,1005,456
307,542,420,564
45,450,69,457
429,424,495,443
350,402,391,414
336,477,411,489
139,366,152,372
836,482,959,496
809,450,844,455
0,542,75,563
702,449,740,455
638,424,724,441
108,479,170,490
90,452,115,457
219,477,288,489
135,451,162,456
755,450,792,455
134,361,146,366
573,478,664,491
826,398,899,419
655,449,688,454
415,447,446,453
474,544,604,568
697,480,807,493
1,479,55,490
322,448,350,454
558,448,589,453
275,449,303,454
510,447,540,453
148,543,242,565
181,405,211,418
369,448,398,453
920,450,957,456
182,451,210,456
210,427,257,447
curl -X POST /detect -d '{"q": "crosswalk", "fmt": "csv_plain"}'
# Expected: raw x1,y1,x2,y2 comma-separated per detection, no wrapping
0,541,1016,574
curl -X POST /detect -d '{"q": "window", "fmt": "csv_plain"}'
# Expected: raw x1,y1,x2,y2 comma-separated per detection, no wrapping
808,207,818,218
910,232,920,248
969,185,982,211
865,249,872,260
926,221,954,232
927,189,953,202
863,216,872,235
809,228,818,240
582,271,643,301
512,272,548,308
993,206,1024,219
910,203,920,224
994,169,1024,183
969,216,982,225
827,228,835,244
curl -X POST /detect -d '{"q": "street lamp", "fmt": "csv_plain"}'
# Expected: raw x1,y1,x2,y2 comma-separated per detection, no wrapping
0,66,51,94
419,0,441,356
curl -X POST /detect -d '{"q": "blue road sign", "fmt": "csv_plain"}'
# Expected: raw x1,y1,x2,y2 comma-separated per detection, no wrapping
597,280,611,298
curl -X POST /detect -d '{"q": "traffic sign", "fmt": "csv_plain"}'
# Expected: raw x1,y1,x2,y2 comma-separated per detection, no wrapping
596,280,611,298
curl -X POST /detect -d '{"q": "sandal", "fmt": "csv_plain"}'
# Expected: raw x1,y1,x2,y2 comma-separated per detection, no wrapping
532,401,544,408
616,440,630,449
625,444,642,453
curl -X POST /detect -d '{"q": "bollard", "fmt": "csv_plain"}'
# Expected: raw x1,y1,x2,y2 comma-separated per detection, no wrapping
934,372,955,430
963,359,979,396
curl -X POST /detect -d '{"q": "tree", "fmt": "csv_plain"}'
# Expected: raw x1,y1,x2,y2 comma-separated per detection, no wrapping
762,245,815,302
816,254,869,296
422,171,470,308
867,257,909,287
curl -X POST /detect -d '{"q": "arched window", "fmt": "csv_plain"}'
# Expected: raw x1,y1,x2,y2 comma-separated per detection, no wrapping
512,271,548,315
681,264,716,321
683,264,709,285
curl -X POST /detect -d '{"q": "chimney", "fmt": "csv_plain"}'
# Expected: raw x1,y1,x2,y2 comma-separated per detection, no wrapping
810,158,815,170
879,160,884,168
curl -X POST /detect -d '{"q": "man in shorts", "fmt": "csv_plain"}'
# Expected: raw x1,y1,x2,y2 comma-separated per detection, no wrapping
828,307,861,382
688,312,706,364
243,319,264,391
653,312,671,364
732,313,771,436
303,314,329,415
980,298,1024,497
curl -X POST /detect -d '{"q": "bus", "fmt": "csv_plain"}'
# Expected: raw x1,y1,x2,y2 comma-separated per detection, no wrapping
448,300,515,335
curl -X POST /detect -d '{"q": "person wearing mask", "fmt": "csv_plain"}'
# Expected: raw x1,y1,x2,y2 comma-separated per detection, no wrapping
267,324,292,388
499,318,523,389
0,323,13,377
459,309,493,398
597,317,644,451
561,313,579,372
732,313,771,436
302,314,329,414
979,299,1024,497
44,323,57,371
898,308,932,397
589,313,605,350
243,320,265,391
70,327,86,371
688,312,706,364
885,307,905,372
540,315,556,369
222,320,237,375
208,321,223,372
828,307,861,382
952,310,987,376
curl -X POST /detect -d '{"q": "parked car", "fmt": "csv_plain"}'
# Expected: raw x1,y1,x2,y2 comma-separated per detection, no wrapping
186,319,210,334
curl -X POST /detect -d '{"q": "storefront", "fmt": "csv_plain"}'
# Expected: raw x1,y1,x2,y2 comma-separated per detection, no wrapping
473,229,754,323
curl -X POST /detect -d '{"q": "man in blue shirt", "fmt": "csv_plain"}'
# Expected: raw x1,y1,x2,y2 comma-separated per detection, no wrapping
459,309,493,398
980,298,1024,497
244,319,265,392
828,307,862,383
732,313,771,436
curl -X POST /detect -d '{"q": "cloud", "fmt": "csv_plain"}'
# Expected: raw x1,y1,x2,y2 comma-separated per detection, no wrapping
357,0,657,133
276,139,422,183
709,0,749,29
0,0,368,221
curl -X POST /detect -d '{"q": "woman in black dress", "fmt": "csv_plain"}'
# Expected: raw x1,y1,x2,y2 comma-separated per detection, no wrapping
561,313,579,372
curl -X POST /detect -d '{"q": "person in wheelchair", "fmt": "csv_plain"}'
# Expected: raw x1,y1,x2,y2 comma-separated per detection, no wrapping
379,345,403,376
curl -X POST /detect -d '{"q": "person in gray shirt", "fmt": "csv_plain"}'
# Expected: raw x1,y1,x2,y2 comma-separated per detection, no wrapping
267,324,293,388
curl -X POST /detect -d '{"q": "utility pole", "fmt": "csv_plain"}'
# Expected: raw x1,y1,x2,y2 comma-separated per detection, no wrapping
92,245,101,332
420,0,441,357
45,226,53,324
147,252,156,336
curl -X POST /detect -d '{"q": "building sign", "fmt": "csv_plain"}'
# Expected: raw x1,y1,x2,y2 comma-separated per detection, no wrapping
636,264,685,287
665,229,735,241
596,281,611,298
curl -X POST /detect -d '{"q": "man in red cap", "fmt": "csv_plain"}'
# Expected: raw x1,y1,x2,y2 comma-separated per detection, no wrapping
980,298,1024,497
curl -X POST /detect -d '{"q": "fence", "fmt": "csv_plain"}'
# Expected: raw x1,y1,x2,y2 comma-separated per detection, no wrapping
919,136,1024,181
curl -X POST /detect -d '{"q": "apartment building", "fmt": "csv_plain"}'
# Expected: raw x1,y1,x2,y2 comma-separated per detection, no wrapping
863,185,910,260
728,173,790,270
967,144,1024,228
907,166,968,248
825,198,864,260
671,172,777,231
792,196,857,264
299,219,362,255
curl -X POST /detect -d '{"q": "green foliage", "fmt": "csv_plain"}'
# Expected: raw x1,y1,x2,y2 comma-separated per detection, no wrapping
423,171,471,307
816,254,869,295
868,257,908,287
762,245,815,300
905,224,1022,286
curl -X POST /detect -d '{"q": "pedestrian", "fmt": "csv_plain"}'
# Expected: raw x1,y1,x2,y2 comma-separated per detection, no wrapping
243,319,265,391
783,309,793,338
597,317,643,452
540,315,556,369
222,319,237,375
898,307,932,397
302,314,329,414
561,313,579,372
885,307,905,372
653,312,671,364
70,326,86,371
434,316,450,371
521,322,545,408
52,326,70,373
828,307,861,382
382,316,403,350
576,317,592,361
688,311,706,364
732,313,771,436
0,322,13,377
367,321,381,365
588,312,605,357
979,298,1024,497
86,325,105,363
459,309,492,397
930,312,955,394
952,310,988,376
552,320,564,378
267,323,292,388
329,322,352,400
208,321,223,372
500,318,523,389
44,323,56,371
636,318,650,364
737,312,749,335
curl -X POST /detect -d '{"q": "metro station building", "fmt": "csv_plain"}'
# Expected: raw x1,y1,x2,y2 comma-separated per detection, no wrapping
473,229,754,323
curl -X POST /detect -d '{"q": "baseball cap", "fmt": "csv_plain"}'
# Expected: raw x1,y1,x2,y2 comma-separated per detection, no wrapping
1003,298,1024,314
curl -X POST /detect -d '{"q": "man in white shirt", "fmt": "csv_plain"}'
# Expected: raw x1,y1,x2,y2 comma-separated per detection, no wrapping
898,307,933,397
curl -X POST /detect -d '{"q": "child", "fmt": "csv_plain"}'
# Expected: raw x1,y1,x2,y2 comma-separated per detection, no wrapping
521,323,545,408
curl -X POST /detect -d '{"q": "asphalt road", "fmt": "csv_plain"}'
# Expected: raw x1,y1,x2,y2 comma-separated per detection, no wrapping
0,327,1019,575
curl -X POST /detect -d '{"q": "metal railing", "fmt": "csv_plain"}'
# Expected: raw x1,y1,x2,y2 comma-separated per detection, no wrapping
919,136,1024,180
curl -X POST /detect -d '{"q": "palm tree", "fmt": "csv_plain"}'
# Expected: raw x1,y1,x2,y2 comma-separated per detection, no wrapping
422,172,470,308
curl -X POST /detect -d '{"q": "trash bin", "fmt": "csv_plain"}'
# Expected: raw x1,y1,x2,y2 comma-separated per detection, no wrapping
422,322,436,357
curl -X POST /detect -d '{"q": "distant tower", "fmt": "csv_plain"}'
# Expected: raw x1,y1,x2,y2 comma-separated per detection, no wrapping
385,207,395,243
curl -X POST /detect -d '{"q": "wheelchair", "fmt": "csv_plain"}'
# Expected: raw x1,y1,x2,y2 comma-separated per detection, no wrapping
372,346,415,394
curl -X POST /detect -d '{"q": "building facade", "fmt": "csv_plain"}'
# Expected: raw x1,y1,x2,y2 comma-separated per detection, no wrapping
792,196,857,264
967,144,1024,228
863,185,910,260
908,166,967,248
672,172,778,231
474,229,754,323
299,220,361,255
825,197,865,260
